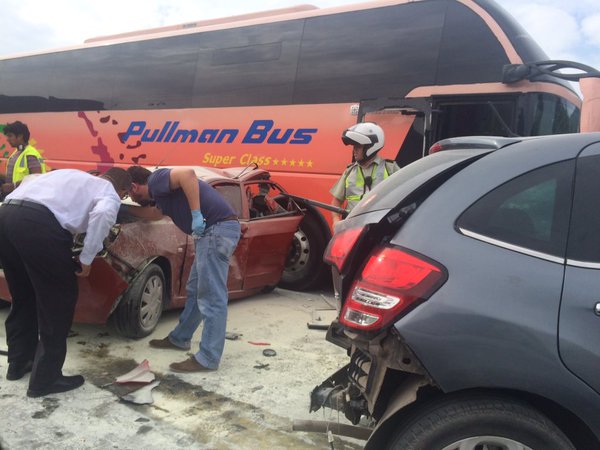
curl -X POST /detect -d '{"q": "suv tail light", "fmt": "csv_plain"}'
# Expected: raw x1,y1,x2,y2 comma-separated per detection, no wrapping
324,226,366,272
340,246,445,331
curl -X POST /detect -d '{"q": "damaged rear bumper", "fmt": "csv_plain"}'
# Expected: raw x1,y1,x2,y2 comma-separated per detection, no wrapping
310,348,374,425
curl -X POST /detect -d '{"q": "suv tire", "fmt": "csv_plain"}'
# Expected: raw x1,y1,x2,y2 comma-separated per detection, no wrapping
386,393,574,450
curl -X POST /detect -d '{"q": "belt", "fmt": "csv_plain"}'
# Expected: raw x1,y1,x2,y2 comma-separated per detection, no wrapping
221,215,238,222
3,199,50,214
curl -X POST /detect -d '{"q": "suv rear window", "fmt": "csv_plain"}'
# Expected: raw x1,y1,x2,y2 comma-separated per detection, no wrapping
567,154,600,263
457,160,574,258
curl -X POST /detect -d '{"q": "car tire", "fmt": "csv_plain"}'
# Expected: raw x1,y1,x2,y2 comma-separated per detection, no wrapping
112,263,165,339
384,394,575,450
279,212,329,291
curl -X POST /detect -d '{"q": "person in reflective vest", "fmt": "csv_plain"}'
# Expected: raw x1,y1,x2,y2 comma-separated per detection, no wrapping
1,121,47,200
330,122,399,225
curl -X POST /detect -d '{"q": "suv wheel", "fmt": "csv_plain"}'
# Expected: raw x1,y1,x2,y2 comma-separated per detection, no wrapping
385,394,574,450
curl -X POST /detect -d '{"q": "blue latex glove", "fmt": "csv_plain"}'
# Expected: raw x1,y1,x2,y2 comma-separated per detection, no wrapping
191,209,206,236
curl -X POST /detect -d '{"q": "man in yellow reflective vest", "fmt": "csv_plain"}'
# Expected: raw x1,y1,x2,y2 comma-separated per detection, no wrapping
1,121,46,200
330,122,399,226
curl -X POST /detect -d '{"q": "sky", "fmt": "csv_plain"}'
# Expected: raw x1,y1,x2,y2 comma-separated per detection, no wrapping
1,0,599,74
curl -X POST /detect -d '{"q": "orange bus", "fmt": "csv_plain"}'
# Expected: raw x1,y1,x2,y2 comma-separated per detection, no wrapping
0,0,581,290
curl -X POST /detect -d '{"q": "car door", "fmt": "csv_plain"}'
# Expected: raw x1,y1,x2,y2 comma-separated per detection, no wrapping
560,142,600,394
239,180,303,290
211,182,244,293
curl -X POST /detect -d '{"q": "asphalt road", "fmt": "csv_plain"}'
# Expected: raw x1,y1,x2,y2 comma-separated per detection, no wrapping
0,288,364,450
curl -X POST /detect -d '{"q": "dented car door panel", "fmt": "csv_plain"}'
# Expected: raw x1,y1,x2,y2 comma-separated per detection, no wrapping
242,215,303,290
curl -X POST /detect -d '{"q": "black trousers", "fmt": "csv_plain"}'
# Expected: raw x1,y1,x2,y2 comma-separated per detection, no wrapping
0,203,78,390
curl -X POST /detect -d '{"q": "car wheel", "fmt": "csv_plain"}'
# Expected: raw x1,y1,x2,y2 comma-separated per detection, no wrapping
279,212,329,291
384,394,575,450
112,263,165,339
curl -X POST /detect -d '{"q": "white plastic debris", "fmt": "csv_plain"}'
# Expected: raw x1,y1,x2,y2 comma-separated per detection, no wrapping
115,359,155,384
120,380,160,405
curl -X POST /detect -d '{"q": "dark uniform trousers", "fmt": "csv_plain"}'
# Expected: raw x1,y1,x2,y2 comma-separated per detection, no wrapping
0,202,78,390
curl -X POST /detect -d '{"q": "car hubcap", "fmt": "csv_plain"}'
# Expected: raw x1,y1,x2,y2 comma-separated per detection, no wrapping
441,436,533,450
140,275,163,329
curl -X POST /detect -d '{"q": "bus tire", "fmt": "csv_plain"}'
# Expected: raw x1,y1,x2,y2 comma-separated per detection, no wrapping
112,263,165,339
279,212,329,291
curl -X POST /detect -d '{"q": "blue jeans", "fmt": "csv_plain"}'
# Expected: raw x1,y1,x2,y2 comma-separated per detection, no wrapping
168,220,240,369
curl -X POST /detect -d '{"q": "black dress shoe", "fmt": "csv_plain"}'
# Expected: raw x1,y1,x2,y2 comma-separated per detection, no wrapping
6,360,33,381
27,375,85,398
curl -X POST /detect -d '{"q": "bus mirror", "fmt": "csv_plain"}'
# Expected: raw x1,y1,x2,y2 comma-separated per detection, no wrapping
502,64,532,84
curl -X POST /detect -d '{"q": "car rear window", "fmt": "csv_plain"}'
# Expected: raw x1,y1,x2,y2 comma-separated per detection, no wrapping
457,160,574,259
350,149,492,217
213,183,242,217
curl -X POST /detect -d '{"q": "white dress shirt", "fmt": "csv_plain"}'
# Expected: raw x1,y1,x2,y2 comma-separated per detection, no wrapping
6,169,121,266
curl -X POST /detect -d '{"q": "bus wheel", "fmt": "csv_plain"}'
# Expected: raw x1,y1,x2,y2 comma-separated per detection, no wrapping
112,263,165,339
279,213,329,291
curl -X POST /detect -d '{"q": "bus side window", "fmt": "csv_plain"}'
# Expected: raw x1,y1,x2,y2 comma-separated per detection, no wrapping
433,97,517,141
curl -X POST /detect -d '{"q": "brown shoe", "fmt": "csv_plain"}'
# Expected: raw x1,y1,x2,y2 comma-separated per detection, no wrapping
170,357,216,373
148,336,189,351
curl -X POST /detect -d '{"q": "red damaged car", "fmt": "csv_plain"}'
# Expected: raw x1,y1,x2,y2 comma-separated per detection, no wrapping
0,166,303,338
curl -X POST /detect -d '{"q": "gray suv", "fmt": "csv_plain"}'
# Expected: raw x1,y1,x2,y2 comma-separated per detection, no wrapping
312,133,600,450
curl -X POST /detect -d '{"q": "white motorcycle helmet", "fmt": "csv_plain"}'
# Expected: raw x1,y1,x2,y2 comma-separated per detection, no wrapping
341,122,385,161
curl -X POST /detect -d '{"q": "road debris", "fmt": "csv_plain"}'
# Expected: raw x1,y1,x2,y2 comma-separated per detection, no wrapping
292,419,372,441
307,308,336,330
120,380,160,405
225,332,243,340
101,359,156,387
262,349,277,357
115,359,155,384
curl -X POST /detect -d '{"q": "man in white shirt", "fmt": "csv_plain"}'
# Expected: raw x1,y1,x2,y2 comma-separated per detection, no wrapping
0,168,131,397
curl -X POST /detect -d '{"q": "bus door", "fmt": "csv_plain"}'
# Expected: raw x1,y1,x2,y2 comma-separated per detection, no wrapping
430,94,522,145
357,98,432,168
